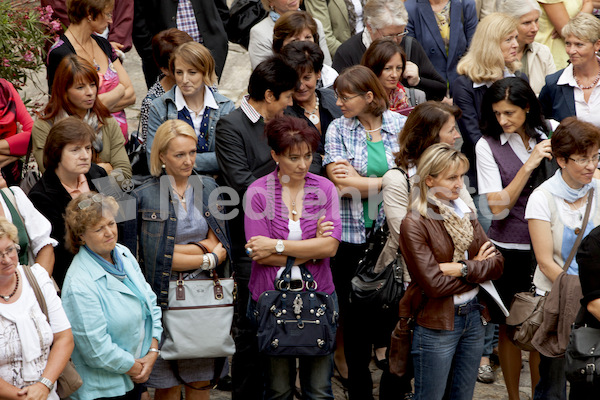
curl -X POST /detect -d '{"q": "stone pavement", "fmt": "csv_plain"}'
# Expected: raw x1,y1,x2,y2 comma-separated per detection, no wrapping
21,35,535,400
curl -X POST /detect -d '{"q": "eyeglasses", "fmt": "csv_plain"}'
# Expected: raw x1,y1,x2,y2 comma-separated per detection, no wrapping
568,154,600,166
78,194,104,210
103,11,113,19
377,30,408,41
335,93,362,103
0,245,20,260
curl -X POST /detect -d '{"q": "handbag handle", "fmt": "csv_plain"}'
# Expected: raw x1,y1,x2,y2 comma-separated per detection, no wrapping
176,269,224,301
22,265,49,322
562,188,594,272
274,256,296,291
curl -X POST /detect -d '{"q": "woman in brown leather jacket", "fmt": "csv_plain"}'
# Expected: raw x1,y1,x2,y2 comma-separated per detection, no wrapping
398,143,504,400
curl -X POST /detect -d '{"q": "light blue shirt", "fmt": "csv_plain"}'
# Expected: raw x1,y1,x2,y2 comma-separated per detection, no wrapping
61,244,162,400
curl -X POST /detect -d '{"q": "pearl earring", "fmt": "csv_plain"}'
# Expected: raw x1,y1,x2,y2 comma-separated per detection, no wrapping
276,161,279,166
162,164,166,169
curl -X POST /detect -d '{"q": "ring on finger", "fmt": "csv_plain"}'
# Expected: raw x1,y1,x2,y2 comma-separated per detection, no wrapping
246,247,253,256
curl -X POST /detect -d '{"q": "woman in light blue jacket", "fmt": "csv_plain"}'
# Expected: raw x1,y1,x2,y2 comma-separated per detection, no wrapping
146,41,235,175
61,192,163,400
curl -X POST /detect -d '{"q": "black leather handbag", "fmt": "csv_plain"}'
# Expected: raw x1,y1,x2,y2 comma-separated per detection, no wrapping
226,0,267,49
566,308,600,385
254,257,338,356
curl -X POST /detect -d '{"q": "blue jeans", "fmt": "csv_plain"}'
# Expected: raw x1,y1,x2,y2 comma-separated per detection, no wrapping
266,354,334,400
412,301,485,400
533,354,567,400
482,323,498,358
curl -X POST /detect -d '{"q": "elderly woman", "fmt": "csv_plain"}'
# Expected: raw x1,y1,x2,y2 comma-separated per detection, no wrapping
497,0,556,96
273,11,339,87
399,143,503,400
139,28,193,144
147,42,234,175
332,0,446,100
29,117,117,288
525,117,600,399
132,119,230,400
535,0,592,69
61,193,162,400
281,41,342,166
361,38,426,113
539,13,600,127
477,77,554,399
244,115,341,399
34,55,131,180
453,13,523,226
324,65,405,399
249,0,331,70
0,218,73,400
0,79,33,185
47,0,136,139
405,0,478,93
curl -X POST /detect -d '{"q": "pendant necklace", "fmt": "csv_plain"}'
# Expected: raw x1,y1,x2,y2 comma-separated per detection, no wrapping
304,95,320,125
69,31,101,72
172,186,188,204
364,125,382,142
0,272,19,302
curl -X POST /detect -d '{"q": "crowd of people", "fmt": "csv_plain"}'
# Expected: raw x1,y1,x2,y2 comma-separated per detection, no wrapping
4,0,600,399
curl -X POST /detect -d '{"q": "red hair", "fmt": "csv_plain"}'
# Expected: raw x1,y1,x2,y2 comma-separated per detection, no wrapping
42,54,111,123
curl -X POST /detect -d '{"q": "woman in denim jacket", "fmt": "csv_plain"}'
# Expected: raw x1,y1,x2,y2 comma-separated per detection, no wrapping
146,42,235,175
132,120,231,400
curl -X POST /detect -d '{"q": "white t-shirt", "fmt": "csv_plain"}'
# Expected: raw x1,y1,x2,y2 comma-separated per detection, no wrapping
525,188,595,229
276,219,304,280
0,264,70,400
475,132,548,250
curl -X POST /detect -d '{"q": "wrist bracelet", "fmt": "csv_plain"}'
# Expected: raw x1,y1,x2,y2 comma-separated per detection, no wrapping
212,252,219,267
202,254,210,270
190,241,208,253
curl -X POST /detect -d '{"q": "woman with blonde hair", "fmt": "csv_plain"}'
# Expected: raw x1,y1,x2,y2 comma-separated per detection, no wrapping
539,13,600,127
147,41,234,175
399,143,503,400
453,12,523,227
132,119,230,400
497,0,556,95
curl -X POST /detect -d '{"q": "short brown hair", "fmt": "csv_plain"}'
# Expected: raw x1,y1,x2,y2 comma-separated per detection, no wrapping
333,65,389,116
265,115,320,154
66,0,114,24
552,117,600,161
169,42,217,87
152,28,193,70
64,192,120,254
273,11,319,54
361,38,406,78
395,101,462,168
43,117,95,170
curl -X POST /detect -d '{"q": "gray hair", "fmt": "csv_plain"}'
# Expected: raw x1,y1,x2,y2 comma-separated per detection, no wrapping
363,0,409,31
497,0,541,19
562,13,600,43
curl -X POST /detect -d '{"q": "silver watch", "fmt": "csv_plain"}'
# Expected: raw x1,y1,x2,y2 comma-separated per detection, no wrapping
38,377,54,391
459,261,468,278
275,239,285,254
148,347,161,356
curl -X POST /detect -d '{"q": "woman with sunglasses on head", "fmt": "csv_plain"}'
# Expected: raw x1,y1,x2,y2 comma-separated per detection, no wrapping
477,77,554,399
399,143,503,400
34,55,131,181
361,38,426,114
47,0,136,140
61,192,162,400
323,64,405,400
525,117,600,399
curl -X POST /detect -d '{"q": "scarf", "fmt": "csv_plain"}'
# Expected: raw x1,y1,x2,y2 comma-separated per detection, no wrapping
343,0,366,35
428,194,474,262
540,169,594,203
389,82,410,112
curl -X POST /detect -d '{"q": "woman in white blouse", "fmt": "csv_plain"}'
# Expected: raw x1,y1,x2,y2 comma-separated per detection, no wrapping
0,218,73,400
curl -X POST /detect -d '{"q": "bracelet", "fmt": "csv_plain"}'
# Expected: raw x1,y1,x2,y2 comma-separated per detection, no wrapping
38,377,54,391
211,252,219,267
202,254,210,270
190,241,208,253
148,347,161,356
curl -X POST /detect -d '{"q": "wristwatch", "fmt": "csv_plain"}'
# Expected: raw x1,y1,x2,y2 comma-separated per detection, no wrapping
459,261,468,278
148,347,161,356
38,377,54,391
275,239,285,254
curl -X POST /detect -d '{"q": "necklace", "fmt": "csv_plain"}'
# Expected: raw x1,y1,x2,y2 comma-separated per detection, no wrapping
574,58,600,90
172,186,188,204
364,125,382,142
0,272,19,302
68,30,100,71
303,95,320,125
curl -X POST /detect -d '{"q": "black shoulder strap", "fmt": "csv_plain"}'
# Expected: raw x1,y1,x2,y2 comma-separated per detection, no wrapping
392,167,410,195
403,36,413,60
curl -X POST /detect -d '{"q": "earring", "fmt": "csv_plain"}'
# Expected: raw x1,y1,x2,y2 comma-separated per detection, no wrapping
162,164,166,169
276,161,279,166
88,17,92,22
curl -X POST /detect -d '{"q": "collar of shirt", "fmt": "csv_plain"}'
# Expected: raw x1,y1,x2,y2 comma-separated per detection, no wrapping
174,85,218,113
362,30,373,50
62,174,90,197
557,63,577,87
241,95,263,123
472,68,516,88
499,130,547,146
451,197,471,218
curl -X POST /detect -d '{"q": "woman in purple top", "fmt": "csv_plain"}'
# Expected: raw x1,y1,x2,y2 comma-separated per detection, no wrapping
244,115,341,399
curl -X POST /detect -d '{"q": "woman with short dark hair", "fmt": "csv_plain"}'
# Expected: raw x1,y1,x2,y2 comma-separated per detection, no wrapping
244,114,341,399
